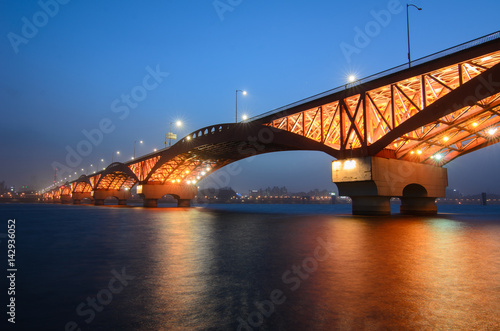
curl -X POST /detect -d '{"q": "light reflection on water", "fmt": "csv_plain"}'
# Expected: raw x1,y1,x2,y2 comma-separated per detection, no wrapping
1,204,500,330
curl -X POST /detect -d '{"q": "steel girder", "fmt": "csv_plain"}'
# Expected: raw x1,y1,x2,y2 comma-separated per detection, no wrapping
262,48,500,165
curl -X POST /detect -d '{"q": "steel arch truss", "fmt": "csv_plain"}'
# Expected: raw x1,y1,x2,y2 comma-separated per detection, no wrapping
265,50,500,165
94,163,139,190
72,176,93,193
142,123,338,186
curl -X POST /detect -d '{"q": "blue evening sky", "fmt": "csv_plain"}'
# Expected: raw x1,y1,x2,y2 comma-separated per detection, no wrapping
1,0,499,195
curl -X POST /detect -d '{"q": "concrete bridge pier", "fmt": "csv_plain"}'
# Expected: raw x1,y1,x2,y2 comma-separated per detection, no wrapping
72,192,93,205
92,189,131,206
137,183,197,208
333,156,447,216
143,199,158,208
350,196,392,216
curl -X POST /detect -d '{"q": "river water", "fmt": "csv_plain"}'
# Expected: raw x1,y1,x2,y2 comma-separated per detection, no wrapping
1,203,500,330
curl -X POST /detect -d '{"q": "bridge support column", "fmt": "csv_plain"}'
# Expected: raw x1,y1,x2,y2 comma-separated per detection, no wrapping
92,189,131,206
72,192,93,205
137,183,197,208
351,196,391,216
333,156,447,216
177,199,191,207
61,195,73,204
400,197,437,215
143,199,158,208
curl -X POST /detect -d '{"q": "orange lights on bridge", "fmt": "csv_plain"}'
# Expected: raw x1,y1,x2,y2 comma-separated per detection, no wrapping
332,159,357,171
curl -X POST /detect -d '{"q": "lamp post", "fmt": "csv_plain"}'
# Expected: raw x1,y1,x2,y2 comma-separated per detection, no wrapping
166,121,182,147
236,89,247,123
112,151,120,163
407,3,422,67
346,74,357,88
133,140,143,159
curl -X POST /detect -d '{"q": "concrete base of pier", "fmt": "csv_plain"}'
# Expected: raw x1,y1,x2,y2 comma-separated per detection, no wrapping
333,157,447,216
137,183,197,208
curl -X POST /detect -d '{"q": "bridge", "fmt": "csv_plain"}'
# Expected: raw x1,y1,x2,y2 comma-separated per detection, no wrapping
42,31,500,215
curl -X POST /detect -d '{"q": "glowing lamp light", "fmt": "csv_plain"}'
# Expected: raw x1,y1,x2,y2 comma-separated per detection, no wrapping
176,179,181,183
242,90,247,95
411,151,414,155
153,148,157,152
171,180,176,183
434,154,442,160
417,150,422,155
186,136,191,141
201,171,206,176
344,160,356,170
347,74,356,83
473,122,478,127
443,136,449,142
176,120,182,127
332,161,341,171
187,180,191,184
242,114,248,121
488,128,497,136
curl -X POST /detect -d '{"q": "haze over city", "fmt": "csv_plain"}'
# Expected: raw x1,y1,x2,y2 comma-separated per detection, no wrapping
2,0,500,195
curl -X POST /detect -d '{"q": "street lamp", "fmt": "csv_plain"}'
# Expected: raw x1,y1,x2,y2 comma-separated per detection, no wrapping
407,3,422,67
112,151,120,163
236,89,247,123
166,121,182,147
133,140,143,159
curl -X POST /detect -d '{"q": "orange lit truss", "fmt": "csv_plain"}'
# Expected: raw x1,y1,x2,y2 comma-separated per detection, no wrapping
259,36,500,166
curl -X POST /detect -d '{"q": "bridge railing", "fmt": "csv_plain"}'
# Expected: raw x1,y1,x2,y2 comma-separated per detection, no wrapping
180,123,234,142
250,30,500,122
